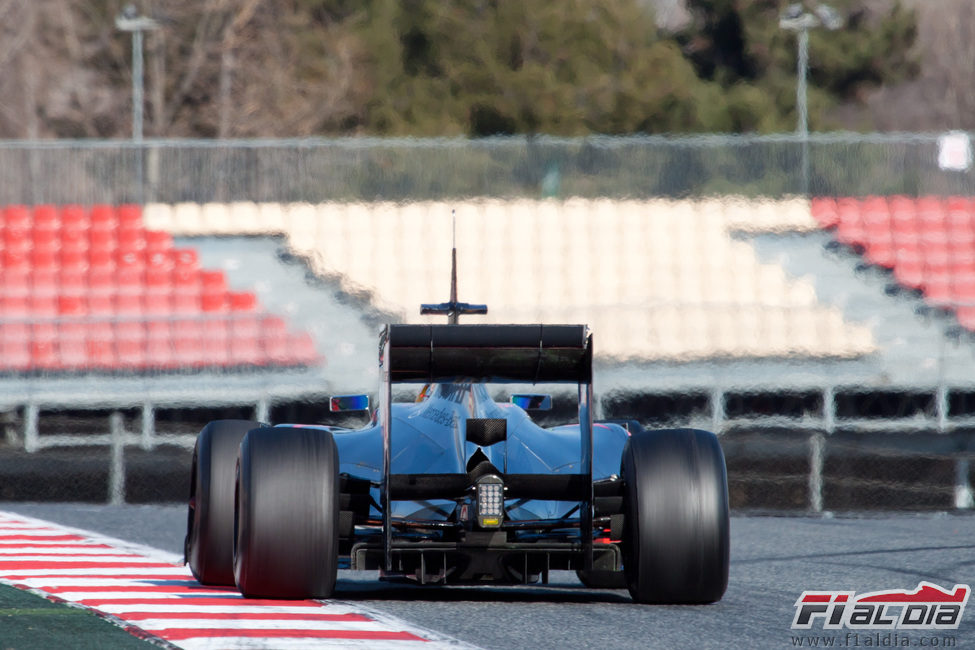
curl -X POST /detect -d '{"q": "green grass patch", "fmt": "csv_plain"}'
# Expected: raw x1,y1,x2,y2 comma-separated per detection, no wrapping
0,584,158,649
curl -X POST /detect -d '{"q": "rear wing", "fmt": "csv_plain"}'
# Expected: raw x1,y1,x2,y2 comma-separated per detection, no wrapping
378,323,595,572
383,324,592,384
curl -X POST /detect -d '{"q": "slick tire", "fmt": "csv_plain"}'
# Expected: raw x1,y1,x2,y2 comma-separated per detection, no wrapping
622,428,729,604
185,419,260,586
234,426,340,599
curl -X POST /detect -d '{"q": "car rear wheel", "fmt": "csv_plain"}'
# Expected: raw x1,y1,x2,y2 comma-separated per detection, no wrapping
185,419,259,586
234,426,340,599
622,428,729,604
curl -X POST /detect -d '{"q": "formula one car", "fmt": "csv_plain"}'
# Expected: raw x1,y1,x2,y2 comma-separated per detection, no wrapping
185,259,729,604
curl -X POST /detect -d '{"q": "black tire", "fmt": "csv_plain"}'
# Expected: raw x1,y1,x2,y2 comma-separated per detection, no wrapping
234,426,340,599
185,419,259,586
622,428,729,604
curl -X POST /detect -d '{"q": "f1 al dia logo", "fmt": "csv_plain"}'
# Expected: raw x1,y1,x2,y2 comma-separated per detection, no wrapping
792,582,970,630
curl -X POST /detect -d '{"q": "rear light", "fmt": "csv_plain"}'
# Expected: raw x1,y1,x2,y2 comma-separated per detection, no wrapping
475,474,504,528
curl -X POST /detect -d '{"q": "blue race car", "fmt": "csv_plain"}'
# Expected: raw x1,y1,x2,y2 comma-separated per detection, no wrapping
185,258,729,604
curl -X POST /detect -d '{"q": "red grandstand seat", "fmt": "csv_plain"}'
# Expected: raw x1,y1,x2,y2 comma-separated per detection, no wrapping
228,291,258,312
146,230,174,254
261,316,290,365
288,332,319,365
172,248,199,272
232,314,260,339
89,204,117,231
145,320,175,369
87,293,115,316
59,247,88,272
951,273,975,306
956,306,975,331
89,227,117,252
32,223,60,253
201,318,230,366
32,204,59,230
198,270,228,312
60,219,88,248
810,197,839,229
861,197,895,268
59,204,88,231
115,291,143,315
201,292,228,312
30,322,60,370
3,205,31,233
834,198,865,246
172,318,204,367
58,295,87,317
172,252,202,313
30,247,59,271
199,270,227,292
0,323,31,370
0,292,29,317
231,333,262,366
57,322,88,370
86,322,117,369
3,247,30,272
29,293,58,318
172,288,200,314
146,250,173,280
117,204,143,230
117,227,147,254
922,273,954,307
116,321,147,370
923,242,952,277
915,196,946,233
889,196,920,240
3,226,30,255
116,250,146,285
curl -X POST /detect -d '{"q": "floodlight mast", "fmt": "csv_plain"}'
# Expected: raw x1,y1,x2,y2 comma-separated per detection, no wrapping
420,210,488,324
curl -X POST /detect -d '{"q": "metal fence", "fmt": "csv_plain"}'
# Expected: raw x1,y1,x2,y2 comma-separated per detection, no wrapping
0,133,973,205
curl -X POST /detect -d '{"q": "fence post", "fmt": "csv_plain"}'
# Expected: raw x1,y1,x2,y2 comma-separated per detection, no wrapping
141,401,155,450
809,431,825,513
955,459,973,509
255,398,270,424
109,411,126,505
24,404,39,453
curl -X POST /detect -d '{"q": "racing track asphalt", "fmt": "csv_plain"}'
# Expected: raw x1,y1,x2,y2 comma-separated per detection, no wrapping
1,502,973,650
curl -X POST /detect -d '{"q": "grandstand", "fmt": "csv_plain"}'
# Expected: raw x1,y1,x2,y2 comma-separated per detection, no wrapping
2,196,974,509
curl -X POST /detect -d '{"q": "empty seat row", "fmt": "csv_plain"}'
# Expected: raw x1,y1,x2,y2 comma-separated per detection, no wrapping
0,204,321,372
0,317,318,372
812,195,975,330
143,199,875,361
2,204,143,231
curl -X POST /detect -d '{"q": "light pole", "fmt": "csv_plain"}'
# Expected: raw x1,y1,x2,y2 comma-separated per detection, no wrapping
115,4,159,201
779,3,842,196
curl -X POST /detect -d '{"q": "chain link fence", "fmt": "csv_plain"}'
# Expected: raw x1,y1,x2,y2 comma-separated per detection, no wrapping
0,133,973,204
1,134,974,511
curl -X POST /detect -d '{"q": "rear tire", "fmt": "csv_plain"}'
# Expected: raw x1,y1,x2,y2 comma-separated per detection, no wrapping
622,428,729,604
185,419,259,586
234,426,340,599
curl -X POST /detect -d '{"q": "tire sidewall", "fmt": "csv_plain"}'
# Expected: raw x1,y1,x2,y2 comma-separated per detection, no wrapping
186,419,259,585
234,426,340,599
622,428,729,604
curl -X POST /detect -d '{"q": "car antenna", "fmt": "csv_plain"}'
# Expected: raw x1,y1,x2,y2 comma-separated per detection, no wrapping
420,208,488,324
